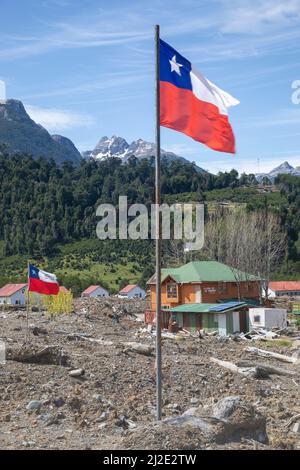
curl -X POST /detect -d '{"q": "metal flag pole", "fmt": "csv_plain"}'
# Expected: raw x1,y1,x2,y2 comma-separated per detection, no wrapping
25,261,30,343
155,24,162,421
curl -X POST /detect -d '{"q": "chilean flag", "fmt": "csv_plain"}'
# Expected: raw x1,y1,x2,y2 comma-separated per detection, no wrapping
28,264,59,295
160,39,239,153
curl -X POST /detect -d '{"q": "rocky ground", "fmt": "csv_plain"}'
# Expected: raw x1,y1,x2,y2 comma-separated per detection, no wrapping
0,297,300,450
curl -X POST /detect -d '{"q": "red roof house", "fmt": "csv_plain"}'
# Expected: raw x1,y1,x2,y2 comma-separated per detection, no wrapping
81,285,109,298
119,284,146,299
0,283,27,306
268,281,300,298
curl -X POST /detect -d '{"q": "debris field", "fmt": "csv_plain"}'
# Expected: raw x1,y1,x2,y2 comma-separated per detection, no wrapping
0,297,300,450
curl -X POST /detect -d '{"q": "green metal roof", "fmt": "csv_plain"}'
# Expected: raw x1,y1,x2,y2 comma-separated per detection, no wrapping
148,261,260,284
220,298,260,306
168,301,247,314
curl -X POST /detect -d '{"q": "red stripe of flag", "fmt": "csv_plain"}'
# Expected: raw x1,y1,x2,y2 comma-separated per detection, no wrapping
29,277,59,295
160,81,236,154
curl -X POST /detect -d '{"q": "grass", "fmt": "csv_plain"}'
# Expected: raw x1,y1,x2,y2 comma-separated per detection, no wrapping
264,339,293,349
56,261,140,292
0,238,153,295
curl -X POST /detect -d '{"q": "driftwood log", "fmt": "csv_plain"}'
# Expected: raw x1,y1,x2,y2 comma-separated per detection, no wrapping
7,345,69,366
245,346,299,364
210,357,296,379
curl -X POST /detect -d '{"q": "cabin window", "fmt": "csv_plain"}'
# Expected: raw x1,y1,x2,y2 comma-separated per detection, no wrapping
218,282,227,293
166,283,178,299
254,315,261,323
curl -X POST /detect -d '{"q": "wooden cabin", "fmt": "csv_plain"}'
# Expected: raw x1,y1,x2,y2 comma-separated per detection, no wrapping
145,261,261,333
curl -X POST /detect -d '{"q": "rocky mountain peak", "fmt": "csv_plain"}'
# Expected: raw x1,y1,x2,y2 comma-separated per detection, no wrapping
82,135,207,173
0,99,81,164
256,161,300,182
92,135,129,158
0,99,31,123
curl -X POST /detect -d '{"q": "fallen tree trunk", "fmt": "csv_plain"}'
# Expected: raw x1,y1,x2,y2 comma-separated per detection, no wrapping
7,345,69,366
245,347,299,364
210,357,295,379
210,357,258,378
236,360,296,377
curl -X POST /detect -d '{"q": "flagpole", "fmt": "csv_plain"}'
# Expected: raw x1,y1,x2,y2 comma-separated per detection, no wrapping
155,24,162,421
26,261,30,343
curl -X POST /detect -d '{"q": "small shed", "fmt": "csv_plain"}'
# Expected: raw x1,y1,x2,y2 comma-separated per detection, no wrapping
0,283,27,306
119,284,146,299
167,301,248,336
248,307,287,329
81,285,109,298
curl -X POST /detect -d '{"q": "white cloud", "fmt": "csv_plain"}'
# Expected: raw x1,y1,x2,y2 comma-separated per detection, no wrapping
219,0,300,34
1,0,300,62
25,104,95,131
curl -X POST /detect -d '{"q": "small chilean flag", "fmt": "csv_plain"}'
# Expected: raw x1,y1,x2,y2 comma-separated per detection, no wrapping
28,264,59,295
160,39,239,153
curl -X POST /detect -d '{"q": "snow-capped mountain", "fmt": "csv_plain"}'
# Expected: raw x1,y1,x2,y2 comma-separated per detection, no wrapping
256,161,300,182
82,135,207,172
269,161,300,178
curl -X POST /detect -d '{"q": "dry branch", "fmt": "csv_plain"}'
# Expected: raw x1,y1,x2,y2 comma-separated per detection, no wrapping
210,357,295,379
245,347,299,364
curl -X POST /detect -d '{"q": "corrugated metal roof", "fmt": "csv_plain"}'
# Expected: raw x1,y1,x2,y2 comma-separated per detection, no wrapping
169,302,247,313
220,298,260,306
269,281,300,291
0,283,27,297
209,301,244,312
148,261,260,284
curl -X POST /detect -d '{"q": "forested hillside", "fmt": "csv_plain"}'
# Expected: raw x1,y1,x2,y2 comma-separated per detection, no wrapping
0,150,299,294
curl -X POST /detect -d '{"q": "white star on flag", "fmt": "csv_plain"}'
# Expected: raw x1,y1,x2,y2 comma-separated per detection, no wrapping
169,55,183,76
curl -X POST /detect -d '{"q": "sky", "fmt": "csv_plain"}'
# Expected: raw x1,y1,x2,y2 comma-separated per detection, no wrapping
0,0,300,174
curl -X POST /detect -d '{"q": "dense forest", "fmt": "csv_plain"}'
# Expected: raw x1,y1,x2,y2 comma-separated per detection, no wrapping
0,150,299,294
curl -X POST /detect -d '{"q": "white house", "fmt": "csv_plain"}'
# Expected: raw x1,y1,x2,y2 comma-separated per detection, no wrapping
266,281,300,298
249,307,287,329
0,283,27,306
119,284,146,299
81,285,109,298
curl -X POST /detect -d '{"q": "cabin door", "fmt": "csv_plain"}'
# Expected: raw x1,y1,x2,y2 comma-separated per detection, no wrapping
218,313,227,336
194,285,202,303
232,311,240,333
239,311,247,333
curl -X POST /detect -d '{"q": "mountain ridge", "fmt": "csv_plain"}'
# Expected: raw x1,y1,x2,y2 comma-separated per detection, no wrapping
0,99,81,165
82,135,207,172
0,99,299,177
256,161,300,182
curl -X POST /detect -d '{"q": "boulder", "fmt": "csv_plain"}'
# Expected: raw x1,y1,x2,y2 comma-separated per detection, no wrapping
164,396,268,444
